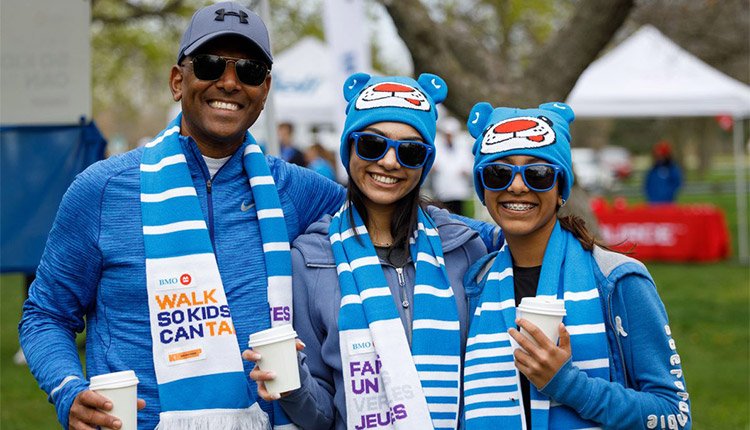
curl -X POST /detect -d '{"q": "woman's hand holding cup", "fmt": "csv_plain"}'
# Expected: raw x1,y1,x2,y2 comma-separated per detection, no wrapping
243,338,305,401
509,319,571,389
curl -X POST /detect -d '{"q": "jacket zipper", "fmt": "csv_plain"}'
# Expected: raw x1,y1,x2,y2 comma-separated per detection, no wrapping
607,291,630,387
395,267,412,345
206,179,214,246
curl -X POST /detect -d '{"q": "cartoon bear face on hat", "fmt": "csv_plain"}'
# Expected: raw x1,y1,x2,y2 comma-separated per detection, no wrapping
339,72,448,185
480,115,556,154
355,82,431,111
343,73,447,114
468,102,574,158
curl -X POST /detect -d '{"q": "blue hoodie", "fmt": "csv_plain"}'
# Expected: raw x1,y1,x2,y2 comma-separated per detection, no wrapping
462,246,692,430
278,206,487,430
19,134,345,430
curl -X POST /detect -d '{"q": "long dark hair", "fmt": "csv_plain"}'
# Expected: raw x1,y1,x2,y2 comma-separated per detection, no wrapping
347,178,425,256
555,177,618,252
557,215,613,252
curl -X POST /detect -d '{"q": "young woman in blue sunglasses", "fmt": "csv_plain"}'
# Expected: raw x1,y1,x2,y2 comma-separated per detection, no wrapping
246,73,487,430
461,102,691,430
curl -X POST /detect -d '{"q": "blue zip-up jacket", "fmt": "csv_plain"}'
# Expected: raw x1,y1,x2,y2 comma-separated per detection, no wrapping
18,134,345,430
278,206,488,430
463,247,692,430
645,161,682,203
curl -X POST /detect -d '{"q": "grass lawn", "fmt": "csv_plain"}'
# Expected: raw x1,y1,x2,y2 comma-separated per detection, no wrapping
649,261,749,429
1,274,61,429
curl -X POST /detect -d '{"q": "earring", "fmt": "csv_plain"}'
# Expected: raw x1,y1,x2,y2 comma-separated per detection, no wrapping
559,198,566,207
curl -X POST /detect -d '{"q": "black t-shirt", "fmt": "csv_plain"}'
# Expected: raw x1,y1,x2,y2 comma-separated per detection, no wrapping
513,264,541,429
374,245,409,268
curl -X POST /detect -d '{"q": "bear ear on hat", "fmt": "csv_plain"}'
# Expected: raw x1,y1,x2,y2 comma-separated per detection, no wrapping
539,102,575,125
467,102,494,139
417,73,447,105
343,73,371,102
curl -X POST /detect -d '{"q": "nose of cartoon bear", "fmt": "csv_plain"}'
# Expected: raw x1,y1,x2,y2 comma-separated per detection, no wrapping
494,119,538,134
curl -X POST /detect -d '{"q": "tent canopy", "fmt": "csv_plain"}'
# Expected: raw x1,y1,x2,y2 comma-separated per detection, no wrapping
566,25,750,264
566,25,750,118
273,37,347,125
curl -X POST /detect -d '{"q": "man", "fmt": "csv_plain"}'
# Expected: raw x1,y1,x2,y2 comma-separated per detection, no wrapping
277,122,306,166
19,3,344,429
645,140,682,204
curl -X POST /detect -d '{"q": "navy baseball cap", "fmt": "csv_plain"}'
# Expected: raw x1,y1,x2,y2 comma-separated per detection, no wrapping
177,2,273,66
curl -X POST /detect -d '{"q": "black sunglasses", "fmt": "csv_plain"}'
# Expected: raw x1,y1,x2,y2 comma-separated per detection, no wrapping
476,162,563,192
350,132,433,169
185,54,269,86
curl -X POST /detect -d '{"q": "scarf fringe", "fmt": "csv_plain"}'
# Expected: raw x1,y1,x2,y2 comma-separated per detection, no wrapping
156,405,270,430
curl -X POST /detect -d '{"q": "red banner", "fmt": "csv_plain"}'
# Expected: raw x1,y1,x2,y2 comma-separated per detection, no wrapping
591,200,731,262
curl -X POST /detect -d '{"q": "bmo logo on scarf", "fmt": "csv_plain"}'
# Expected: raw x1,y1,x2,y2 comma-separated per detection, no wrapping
355,82,430,112
157,273,194,288
348,338,375,356
481,116,556,154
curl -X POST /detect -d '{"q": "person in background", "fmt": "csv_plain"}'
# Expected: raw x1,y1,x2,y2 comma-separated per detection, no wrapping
431,117,474,215
462,102,691,430
305,143,337,182
279,122,307,166
645,140,682,203
246,72,488,430
19,3,344,429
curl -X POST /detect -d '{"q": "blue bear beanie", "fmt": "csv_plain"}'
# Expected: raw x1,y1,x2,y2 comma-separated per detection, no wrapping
468,102,576,204
340,72,448,184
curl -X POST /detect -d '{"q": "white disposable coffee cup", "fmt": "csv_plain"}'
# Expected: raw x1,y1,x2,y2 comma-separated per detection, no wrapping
516,297,567,348
248,325,300,394
88,370,139,430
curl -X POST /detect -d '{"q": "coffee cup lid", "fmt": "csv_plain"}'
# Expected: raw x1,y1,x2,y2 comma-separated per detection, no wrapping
89,370,139,391
517,297,567,316
248,324,297,348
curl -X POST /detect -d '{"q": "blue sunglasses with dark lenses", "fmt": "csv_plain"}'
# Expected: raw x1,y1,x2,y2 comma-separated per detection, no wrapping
350,132,433,169
477,162,563,192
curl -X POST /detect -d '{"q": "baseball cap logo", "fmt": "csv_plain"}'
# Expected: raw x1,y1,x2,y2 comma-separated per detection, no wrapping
214,8,249,23
180,274,192,285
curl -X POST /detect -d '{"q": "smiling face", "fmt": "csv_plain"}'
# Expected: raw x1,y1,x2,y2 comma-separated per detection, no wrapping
349,121,424,212
484,155,562,245
170,36,271,158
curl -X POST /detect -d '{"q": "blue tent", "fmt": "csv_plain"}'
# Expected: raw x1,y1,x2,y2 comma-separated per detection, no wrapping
1,122,106,273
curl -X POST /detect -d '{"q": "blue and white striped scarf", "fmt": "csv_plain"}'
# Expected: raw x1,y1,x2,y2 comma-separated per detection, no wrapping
140,115,296,430
330,203,461,430
464,222,608,430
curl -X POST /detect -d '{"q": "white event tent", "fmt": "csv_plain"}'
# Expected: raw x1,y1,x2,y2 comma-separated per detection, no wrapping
566,25,750,263
272,37,346,125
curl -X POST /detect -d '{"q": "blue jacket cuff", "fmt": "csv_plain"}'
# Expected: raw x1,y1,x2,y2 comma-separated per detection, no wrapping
281,351,312,402
53,377,89,430
539,357,588,411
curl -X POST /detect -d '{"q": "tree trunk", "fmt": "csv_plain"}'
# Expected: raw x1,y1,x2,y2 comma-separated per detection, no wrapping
380,0,635,119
